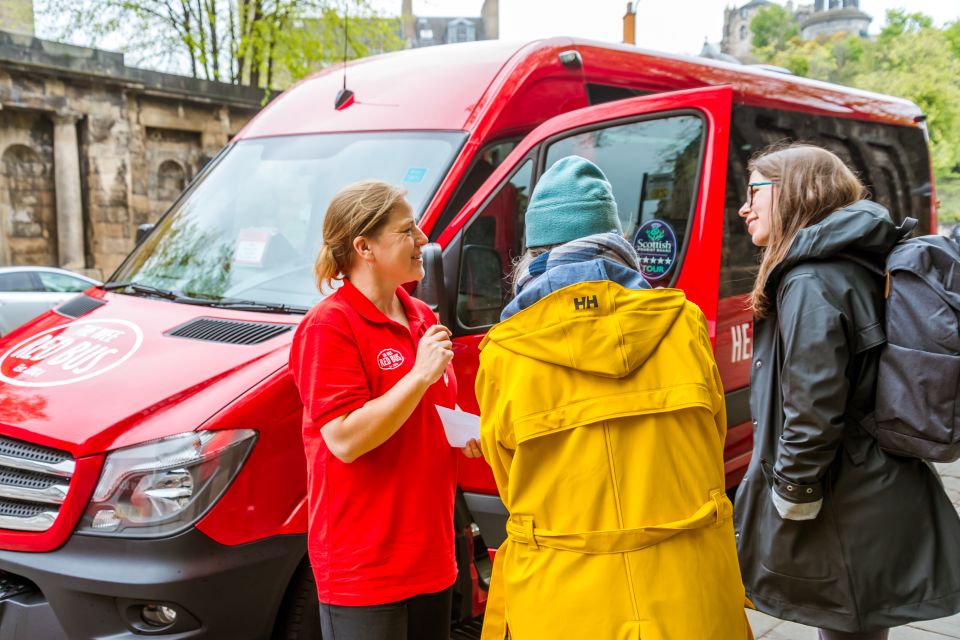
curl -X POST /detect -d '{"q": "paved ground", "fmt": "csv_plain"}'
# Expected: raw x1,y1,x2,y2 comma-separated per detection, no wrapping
748,459,960,639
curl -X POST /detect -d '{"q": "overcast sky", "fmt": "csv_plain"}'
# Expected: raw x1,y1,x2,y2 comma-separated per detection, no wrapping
369,1,959,56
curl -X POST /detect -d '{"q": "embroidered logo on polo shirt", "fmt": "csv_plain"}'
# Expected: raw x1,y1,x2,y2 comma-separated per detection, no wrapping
377,348,404,370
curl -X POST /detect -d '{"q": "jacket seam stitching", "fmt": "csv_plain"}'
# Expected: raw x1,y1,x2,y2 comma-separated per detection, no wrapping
512,398,714,445
827,485,864,626
513,382,712,423
602,420,641,619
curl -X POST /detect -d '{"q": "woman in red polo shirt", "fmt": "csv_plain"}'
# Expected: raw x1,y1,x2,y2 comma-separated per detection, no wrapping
289,180,481,640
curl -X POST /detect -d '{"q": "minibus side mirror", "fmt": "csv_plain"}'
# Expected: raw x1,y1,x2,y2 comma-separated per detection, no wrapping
414,243,450,327
135,224,155,246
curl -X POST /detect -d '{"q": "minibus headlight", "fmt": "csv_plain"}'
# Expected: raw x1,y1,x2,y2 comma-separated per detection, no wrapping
77,429,257,537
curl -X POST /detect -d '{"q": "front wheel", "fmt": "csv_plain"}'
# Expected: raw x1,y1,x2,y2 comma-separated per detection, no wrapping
272,559,321,640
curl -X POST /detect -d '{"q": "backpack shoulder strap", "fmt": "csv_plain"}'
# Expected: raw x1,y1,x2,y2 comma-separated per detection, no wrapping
838,218,919,285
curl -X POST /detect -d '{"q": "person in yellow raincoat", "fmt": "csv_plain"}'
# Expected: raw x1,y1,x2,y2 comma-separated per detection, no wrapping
476,156,753,640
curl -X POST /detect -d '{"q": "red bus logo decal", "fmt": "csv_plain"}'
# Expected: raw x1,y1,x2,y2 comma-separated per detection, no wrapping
376,348,404,371
0,319,144,387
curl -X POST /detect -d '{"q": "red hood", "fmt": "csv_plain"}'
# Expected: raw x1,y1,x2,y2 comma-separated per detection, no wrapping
0,291,298,457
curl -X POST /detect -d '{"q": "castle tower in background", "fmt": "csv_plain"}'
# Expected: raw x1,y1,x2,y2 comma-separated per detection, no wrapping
0,0,35,35
719,0,871,62
801,0,870,39
721,0,772,61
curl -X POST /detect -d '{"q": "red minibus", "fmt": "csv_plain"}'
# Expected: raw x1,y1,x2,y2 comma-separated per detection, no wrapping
0,38,934,639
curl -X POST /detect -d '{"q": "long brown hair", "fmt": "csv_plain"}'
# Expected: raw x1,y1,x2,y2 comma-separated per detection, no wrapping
748,144,866,317
314,180,407,290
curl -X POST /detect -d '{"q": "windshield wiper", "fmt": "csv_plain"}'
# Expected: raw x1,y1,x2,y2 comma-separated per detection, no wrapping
198,297,310,315
101,281,183,301
101,282,308,314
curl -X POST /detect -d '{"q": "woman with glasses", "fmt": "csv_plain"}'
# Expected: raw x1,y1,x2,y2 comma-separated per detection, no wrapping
733,144,960,640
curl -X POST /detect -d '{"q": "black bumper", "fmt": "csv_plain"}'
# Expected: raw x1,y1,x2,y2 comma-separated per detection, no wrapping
0,529,305,639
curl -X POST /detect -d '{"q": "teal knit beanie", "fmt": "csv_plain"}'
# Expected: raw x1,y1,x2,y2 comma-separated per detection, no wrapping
525,156,622,248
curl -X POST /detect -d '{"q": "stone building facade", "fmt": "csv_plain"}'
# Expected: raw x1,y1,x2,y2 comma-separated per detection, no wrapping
800,0,870,40
719,0,871,62
721,0,774,61
400,0,498,48
0,29,263,278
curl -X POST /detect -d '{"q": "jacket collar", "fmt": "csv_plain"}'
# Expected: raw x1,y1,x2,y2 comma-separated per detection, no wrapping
339,279,430,335
502,258,650,320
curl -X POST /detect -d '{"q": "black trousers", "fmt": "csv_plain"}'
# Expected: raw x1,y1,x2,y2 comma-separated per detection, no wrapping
318,585,453,640
818,629,890,640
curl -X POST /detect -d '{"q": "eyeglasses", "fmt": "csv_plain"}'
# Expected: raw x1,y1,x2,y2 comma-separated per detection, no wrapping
747,181,776,208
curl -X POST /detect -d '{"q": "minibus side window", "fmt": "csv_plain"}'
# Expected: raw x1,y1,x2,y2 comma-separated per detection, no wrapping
456,160,533,330
720,147,759,299
585,84,653,105
544,114,705,285
432,139,521,241
865,143,910,222
719,104,933,298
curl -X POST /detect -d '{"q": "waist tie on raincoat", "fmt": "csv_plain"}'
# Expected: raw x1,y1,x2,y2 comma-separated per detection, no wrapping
480,490,733,640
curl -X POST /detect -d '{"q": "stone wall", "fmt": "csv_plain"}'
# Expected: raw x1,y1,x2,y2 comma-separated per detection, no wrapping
0,109,54,266
0,30,264,278
721,2,770,62
801,11,871,39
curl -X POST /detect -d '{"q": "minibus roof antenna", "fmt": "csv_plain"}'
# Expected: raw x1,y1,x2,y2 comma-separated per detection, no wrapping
335,3,355,110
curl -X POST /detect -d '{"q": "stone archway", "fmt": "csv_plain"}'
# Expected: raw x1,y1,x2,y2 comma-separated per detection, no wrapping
0,143,57,266
155,159,186,216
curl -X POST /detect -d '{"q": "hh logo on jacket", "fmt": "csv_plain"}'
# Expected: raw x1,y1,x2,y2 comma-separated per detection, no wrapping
573,295,599,311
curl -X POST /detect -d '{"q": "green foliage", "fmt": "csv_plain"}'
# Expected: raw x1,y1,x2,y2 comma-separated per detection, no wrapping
944,20,960,60
752,9,960,192
34,0,404,90
271,8,403,89
856,26,960,177
878,9,934,41
751,4,799,55
936,175,960,224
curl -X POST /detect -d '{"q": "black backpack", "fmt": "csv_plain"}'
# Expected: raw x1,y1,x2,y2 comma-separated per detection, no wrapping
863,218,960,462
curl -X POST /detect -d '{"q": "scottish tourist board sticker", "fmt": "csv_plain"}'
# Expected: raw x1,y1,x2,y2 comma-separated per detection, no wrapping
0,319,144,387
633,219,678,283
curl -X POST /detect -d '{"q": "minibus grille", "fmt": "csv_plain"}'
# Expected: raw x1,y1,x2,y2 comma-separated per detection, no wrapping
0,437,74,532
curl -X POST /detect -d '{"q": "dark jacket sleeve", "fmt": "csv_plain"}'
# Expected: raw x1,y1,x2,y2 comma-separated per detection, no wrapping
773,271,851,504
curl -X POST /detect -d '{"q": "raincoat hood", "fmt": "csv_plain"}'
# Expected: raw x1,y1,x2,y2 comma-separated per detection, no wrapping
770,200,899,285
482,258,683,379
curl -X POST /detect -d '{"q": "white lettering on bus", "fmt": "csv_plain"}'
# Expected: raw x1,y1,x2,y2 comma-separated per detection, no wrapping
731,323,753,363
12,335,77,361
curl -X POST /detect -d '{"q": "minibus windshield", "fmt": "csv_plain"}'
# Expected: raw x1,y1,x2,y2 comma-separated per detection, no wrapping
111,131,466,310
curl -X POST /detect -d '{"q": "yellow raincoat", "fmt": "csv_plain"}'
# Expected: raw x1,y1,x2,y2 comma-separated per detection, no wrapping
476,281,752,640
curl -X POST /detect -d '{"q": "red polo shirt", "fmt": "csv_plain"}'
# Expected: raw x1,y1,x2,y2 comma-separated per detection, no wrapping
289,279,458,605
